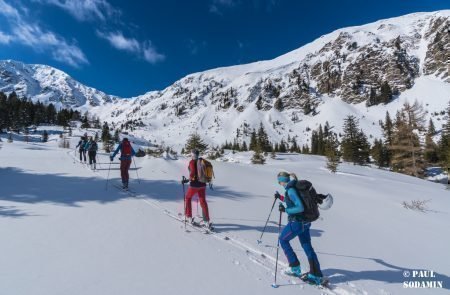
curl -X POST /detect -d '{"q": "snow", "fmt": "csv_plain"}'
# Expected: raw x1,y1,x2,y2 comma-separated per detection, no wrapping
1,128,449,295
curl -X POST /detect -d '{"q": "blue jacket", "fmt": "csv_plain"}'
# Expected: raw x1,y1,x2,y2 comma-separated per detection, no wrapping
111,142,136,161
283,180,304,217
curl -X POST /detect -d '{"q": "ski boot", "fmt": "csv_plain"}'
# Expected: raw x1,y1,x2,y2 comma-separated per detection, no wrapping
302,273,328,286
202,220,214,230
284,265,302,277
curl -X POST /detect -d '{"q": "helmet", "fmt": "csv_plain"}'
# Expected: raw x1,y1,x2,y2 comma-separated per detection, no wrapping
318,194,333,210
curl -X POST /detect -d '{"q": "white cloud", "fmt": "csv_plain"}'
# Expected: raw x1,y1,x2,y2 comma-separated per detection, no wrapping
34,0,120,22
0,31,12,44
97,31,140,53
0,0,89,67
0,0,21,20
98,30,165,64
142,41,165,64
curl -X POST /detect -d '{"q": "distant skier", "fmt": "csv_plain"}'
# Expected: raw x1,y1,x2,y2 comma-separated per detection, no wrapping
76,136,88,162
183,149,212,229
84,137,98,170
275,172,326,286
110,138,135,189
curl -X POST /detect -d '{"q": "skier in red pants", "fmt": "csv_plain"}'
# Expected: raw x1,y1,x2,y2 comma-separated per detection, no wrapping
184,149,212,229
110,138,136,189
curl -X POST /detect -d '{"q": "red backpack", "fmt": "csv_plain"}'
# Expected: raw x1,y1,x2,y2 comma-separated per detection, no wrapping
121,140,132,156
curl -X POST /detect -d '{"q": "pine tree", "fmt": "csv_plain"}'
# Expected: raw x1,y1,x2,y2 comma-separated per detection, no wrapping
311,131,319,154
371,138,389,167
241,141,248,151
341,115,369,165
390,101,426,177
318,125,325,155
251,144,266,164
325,133,340,173
290,137,299,153
184,133,208,153
438,102,450,166
249,129,257,151
279,139,287,153
423,118,439,164
113,129,120,143
379,81,393,104
81,115,90,129
273,142,279,152
301,144,310,154
257,122,271,152
101,122,112,142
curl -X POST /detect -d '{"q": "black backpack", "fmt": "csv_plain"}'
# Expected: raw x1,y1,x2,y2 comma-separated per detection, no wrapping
294,180,320,222
89,141,97,152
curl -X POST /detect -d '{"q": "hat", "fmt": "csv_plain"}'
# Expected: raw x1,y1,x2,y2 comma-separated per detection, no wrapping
277,171,290,183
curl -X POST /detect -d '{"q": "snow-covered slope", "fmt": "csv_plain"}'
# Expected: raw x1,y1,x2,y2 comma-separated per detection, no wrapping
1,11,450,148
91,10,450,148
0,60,117,108
1,129,449,295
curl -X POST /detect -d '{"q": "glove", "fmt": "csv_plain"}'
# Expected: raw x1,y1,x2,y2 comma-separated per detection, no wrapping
110,156,113,161
279,203,286,213
181,177,189,184
274,192,281,200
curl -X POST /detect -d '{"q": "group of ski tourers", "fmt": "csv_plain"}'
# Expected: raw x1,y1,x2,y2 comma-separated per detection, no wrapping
76,135,98,169
76,136,136,188
75,136,334,287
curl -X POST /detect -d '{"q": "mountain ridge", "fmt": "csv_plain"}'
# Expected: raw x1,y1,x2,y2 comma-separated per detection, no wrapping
1,10,449,147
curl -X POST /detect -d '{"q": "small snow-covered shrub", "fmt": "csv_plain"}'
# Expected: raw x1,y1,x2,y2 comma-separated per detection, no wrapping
402,199,431,212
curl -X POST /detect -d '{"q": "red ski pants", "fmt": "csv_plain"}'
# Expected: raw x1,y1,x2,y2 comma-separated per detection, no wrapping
120,159,131,183
185,186,210,221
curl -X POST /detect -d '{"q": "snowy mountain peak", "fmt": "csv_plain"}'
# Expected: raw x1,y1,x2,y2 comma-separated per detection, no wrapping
0,59,117,108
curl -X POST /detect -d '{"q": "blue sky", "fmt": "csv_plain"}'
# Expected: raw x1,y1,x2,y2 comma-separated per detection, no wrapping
0,0,448,97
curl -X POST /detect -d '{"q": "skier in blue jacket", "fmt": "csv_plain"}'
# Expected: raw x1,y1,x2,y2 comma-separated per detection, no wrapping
275,171,324,286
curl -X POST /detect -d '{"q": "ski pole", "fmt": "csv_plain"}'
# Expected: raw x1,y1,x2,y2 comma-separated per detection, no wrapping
182,176,187,231
105,161,112,190
132,157,140,184
272,209,283,289
257,196,278,244
196,196,199,218
96,154,101,169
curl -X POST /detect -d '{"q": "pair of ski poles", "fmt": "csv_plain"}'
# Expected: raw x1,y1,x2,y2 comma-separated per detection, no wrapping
258,196,283,288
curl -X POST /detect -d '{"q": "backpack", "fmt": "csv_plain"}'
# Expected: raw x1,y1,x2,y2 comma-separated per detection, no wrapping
294,180,320,222
197,158,214,183
121,140,132,155
89,141,97,152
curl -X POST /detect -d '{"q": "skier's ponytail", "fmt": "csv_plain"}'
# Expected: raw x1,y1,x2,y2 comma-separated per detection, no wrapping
290,173,298,181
